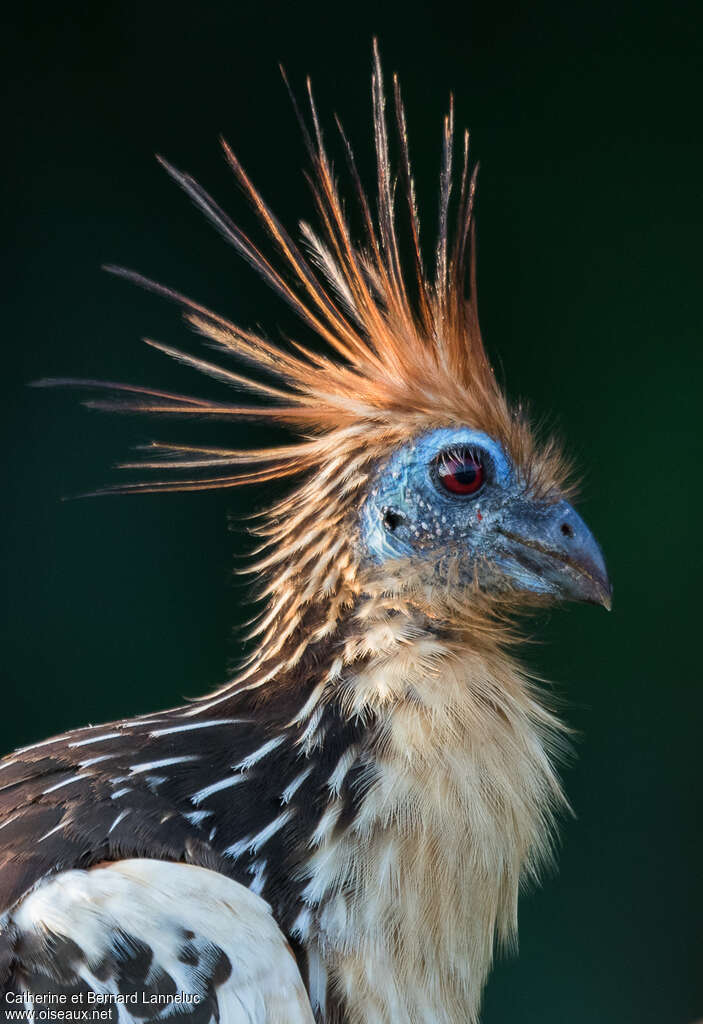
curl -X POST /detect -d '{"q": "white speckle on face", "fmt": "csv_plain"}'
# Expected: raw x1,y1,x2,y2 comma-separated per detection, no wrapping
360,426,514,572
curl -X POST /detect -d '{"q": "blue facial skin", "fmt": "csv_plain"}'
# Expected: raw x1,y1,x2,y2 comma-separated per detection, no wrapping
359,427,612,607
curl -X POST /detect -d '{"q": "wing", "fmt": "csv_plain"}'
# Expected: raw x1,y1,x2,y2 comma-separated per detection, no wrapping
0,859,314,1024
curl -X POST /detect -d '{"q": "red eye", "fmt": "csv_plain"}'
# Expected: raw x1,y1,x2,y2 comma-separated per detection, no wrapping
435,448,485,496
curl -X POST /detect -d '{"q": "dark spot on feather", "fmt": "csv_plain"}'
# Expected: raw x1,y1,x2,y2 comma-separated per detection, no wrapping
92,954,112,982
9,931,99,1012
177,942,199,966
112,931,154,1002
159,998,215,1024
15,931,83,981
209,946,232,986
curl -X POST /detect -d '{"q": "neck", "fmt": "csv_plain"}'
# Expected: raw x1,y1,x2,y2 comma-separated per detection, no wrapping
200,586,567,1023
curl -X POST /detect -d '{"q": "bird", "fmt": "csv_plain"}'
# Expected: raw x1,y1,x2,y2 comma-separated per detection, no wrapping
0,44,611,1024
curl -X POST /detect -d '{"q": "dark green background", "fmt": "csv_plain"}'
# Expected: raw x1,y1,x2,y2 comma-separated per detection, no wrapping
3,2,701,1021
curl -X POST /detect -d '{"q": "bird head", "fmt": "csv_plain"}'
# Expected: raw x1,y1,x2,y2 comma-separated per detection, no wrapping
53,43,610,664
360,425,610,610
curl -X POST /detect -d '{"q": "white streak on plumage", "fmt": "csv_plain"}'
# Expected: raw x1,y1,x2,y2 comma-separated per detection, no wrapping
129,755,200,774
280,765,314,805
183,809,213,826
224,810,295,859
191,772,247,806
42,773,91,795
68,732,122,748
234,736,285,770
149,718,243,737
38,821,68,843
108,809,131,833
78,754,118,768
327,745,360,797
248,860,267,895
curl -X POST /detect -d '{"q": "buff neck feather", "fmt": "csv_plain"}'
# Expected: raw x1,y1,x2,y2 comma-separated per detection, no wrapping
283,583,570,1023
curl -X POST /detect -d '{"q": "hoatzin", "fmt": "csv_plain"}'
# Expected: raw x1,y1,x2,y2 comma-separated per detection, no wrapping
0,44,610,1024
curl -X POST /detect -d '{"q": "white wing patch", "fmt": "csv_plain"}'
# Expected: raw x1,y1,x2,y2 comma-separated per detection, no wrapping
5,859,314,1024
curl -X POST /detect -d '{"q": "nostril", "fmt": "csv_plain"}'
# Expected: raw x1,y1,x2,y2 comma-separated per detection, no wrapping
561,522,574,539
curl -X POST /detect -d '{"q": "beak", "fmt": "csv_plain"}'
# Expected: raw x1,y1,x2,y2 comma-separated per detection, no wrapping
498,499,612,609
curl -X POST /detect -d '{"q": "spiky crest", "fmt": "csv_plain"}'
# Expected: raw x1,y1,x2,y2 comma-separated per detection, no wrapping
37,42,572,691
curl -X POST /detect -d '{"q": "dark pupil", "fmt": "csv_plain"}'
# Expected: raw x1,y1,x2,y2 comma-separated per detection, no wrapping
451,461,477,485
435,448,485,495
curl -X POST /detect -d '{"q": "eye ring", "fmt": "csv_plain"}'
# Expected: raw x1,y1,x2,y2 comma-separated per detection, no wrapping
432,446,485,497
